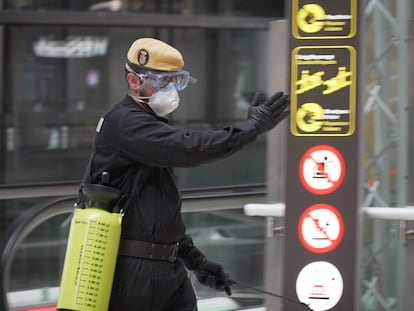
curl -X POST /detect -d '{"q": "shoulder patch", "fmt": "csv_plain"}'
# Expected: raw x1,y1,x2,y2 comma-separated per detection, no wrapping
96,117,104,133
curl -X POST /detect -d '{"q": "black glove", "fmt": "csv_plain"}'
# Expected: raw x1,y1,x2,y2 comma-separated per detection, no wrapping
195,258,232,296
177,236,232,296
245,91,290,135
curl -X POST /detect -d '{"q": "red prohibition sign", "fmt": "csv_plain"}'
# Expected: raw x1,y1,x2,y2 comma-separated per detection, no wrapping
299,145,346,195
298,203,344,254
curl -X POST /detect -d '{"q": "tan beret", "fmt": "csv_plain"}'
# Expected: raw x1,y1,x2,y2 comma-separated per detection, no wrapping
127,38,184,72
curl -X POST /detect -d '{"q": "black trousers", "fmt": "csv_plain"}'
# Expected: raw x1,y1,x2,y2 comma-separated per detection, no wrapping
109,256,197,311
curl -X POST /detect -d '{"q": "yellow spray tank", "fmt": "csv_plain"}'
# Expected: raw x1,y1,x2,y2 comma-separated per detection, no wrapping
57,175,122,311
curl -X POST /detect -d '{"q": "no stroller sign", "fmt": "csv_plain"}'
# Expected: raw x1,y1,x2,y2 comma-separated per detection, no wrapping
298,203,344,253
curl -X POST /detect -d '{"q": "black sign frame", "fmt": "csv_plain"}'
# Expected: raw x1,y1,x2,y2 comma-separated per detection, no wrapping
283,1,363,310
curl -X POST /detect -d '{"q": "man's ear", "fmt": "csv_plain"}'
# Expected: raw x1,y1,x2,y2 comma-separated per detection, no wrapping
127,72,141,90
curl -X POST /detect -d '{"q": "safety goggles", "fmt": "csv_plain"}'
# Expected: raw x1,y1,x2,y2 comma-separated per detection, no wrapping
143,71,197,91
125,63,197,91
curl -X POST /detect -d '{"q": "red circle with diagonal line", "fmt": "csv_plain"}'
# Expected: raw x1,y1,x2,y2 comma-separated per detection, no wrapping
298,203,344,254
299,145,345,195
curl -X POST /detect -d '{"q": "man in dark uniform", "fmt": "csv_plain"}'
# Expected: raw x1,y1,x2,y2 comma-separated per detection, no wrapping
83,37,289,311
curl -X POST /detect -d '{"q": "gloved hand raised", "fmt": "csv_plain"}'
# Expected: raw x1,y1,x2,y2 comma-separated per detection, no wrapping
246,91,290,135
195,258,232,296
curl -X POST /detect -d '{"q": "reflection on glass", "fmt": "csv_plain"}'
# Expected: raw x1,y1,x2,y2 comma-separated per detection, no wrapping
4,0,284,17
9,214,70,292
3,25,268,186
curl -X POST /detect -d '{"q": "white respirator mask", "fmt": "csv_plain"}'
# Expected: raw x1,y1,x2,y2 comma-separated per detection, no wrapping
130,85,180,117
147,87,180,116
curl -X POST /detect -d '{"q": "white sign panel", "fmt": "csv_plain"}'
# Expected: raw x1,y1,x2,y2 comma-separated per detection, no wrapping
296,261,343,311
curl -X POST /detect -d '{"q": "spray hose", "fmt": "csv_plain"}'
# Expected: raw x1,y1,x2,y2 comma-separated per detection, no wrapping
228,279,312,310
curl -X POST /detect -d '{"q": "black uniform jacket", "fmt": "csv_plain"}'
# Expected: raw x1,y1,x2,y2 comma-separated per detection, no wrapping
86,95,257,245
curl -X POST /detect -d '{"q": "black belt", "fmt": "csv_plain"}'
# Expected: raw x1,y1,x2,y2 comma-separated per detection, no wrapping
118,239,179,262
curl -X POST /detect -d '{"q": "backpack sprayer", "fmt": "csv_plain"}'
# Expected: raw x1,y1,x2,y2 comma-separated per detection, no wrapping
57,172,123,311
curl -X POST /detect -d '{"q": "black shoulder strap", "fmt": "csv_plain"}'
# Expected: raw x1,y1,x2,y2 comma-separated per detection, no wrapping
76,151,95,208
117,166,153,215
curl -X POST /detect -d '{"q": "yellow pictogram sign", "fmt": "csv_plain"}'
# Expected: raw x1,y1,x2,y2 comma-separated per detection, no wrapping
292,0,357,39
323,67,352,95
296,70,324,94
290,46,356,136
297,4,326,34
296,102,324,133
295,67,353,96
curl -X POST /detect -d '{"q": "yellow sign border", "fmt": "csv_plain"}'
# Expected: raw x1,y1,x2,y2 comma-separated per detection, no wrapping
292,0,357,39
290,45,357,137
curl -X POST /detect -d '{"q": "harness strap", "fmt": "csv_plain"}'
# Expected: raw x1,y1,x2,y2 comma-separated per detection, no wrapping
118,239,179,262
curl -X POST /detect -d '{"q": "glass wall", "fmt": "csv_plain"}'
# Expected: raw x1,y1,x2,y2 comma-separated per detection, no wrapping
4,0,284,17
2,26,276,187
0,0,285,241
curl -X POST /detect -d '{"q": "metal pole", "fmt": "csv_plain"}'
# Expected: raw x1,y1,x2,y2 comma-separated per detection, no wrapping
265,20,289,311
397,1,410,309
